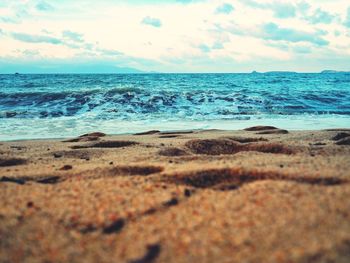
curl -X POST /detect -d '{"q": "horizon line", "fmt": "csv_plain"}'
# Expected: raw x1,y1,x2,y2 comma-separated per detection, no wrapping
1,71,349,75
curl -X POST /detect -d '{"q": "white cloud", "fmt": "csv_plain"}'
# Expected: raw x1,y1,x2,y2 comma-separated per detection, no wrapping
0,0,349,72
141,16,162,27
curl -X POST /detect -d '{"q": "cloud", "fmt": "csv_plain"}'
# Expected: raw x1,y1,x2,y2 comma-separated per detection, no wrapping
62,30,84,42
265,41,289,51
11,32,62,44
0,59,146,74
36,1,55,11
308,8,335,24
175,0,208,4
216,3,234,14
297,1,311,14
212,42,224,49
22,49,40,56
293,46,312,54
239,0,264,9
345,7,350,28
264,41,312,54
220,21,329,47
198,44,211,53
97,48,124,56
0,17,19,23
176,0,193,3
240,0,296,19
261,23,329,46
84,43,94,50
198,41,225,53
1,0,350,73
141,16,162,27
272,2,296,18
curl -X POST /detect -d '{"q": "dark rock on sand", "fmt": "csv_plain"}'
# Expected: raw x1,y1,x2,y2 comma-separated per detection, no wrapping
79,132,106,138
335,137,350,145
332,132,350,141
158,147,188,156
244,126,279,131
184,189,192,197
0,176,26,185
62,132,106,143
310,142,327,146
63,136,100,143
163,197,179,207
53,152,63,158
36,176,61,184
256,129,289,134
325,128,350,131
129,244,161,263
71,141,138,149
59,165,73,171
160,130,194,135
225,137,268,143
134,130,160,135
0,158,26,167
103,218,125,234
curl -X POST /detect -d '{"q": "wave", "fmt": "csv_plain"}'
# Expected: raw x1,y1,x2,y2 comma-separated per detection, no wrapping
0,74,349,121
0,90,349,120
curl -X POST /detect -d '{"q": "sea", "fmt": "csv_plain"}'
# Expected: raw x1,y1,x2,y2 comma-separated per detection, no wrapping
1,72,350,141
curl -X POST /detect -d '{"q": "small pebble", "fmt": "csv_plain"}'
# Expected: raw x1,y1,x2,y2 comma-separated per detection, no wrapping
53,153,62,158
103,218,125,234
184,189,191,197
129,244,161,263
60,165,73,170
163,197,179,207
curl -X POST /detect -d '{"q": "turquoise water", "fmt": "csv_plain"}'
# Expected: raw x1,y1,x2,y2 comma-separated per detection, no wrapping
1,73,350,140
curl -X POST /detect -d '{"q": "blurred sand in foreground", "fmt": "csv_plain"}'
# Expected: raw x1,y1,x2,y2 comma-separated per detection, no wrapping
1,126,350,263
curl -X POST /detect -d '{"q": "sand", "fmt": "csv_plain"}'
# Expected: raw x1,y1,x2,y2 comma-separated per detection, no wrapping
1,126,350,263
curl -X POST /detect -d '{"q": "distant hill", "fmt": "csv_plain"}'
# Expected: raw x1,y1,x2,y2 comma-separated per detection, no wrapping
321,70,350,74
0,62,145,74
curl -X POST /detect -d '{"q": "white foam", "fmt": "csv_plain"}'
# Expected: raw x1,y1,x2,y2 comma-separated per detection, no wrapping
1,114,350,141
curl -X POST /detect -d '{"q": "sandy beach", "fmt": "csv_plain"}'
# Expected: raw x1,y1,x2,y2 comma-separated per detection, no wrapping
1,126,350,263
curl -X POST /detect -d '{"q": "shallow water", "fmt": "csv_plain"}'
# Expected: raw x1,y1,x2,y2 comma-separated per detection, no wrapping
1,73,350,140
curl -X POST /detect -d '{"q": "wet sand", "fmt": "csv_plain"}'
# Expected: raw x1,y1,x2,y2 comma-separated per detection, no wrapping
1,126,350,263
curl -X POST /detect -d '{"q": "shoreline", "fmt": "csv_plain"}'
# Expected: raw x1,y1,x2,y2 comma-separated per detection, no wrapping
1,127,350,143
1,114,350,141
1,126,350,262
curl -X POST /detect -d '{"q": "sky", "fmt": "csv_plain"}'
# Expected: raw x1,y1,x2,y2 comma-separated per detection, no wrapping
0,0,350,73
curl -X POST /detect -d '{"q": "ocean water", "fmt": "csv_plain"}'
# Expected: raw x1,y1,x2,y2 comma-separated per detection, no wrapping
1,73,350,140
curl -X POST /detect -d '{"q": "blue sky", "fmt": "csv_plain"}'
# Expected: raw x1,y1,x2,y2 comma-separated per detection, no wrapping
0,0,350,73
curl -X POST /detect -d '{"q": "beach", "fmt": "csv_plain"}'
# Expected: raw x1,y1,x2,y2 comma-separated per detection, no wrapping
2,0,350,261
1,126,350,263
